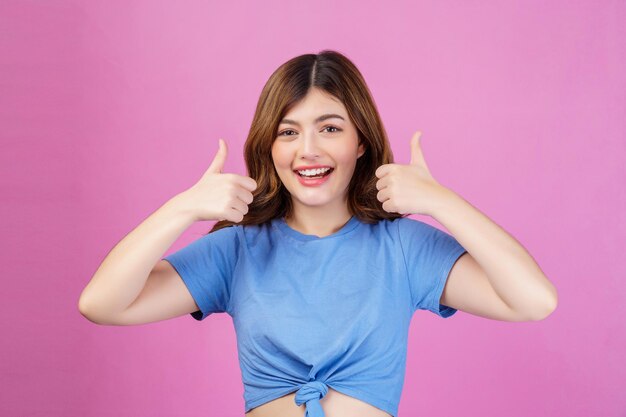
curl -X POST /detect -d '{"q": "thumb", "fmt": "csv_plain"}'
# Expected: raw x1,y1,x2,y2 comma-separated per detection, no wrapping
206,138,227,174
409,131,426,166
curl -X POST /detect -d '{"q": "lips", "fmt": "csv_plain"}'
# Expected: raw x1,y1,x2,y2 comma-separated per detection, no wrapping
294,168,333,186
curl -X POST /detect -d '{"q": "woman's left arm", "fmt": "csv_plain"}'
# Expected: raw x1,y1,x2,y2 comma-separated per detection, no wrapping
430,185,558,320
376,131,558,321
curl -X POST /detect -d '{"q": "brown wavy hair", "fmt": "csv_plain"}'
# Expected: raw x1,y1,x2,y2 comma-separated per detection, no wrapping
207,49,403,234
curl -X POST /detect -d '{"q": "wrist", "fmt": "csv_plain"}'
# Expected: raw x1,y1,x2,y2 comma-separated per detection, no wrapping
166,192,198,225
427,185,460,218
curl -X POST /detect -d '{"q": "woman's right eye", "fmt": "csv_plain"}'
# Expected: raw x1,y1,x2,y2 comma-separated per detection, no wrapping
278,129,296,136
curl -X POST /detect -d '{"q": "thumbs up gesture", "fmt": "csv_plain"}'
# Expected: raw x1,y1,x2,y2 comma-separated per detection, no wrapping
374,131,451,217
180,138,258,223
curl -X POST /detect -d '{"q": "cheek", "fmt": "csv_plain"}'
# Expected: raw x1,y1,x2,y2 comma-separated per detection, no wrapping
335,148,360,168
270,145,281,166
271,146,291,171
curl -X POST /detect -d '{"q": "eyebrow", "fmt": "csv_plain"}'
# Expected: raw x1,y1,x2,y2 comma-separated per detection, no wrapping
279,113,345,126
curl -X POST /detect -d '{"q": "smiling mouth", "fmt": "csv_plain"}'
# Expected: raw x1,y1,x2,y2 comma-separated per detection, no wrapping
294,168,334,179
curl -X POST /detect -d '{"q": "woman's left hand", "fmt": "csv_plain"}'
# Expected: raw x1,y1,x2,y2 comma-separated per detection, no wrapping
375,131,451,217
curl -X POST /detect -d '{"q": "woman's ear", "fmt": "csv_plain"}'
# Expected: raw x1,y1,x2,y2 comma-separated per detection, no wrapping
357,141,366,159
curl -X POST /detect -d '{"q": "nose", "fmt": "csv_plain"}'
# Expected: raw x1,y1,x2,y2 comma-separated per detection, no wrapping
298,130,321,160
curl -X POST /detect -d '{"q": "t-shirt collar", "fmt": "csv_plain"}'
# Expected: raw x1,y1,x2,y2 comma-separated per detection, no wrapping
273,215,361,242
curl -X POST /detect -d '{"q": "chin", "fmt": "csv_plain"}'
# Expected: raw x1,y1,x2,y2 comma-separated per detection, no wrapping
280,175,348,208
292,194,334,207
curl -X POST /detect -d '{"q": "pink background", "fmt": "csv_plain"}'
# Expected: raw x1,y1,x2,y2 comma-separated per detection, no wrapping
2,1,624,416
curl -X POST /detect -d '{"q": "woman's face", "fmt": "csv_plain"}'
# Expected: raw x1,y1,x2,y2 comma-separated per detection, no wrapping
271,88,365,212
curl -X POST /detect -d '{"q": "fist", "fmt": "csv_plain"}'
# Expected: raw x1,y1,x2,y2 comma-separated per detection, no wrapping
182,139,258,223
375,131,447,216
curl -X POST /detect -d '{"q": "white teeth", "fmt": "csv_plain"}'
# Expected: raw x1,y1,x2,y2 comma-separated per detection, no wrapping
297,167,331,177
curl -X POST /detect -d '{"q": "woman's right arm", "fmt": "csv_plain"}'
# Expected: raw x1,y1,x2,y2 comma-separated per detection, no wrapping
77,193,197,325
77,139,256,325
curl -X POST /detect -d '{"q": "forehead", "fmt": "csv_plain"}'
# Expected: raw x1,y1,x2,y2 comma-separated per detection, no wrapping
280,89,347,122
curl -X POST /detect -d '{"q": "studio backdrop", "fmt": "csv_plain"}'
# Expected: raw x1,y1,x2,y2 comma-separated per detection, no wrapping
1,1,624,416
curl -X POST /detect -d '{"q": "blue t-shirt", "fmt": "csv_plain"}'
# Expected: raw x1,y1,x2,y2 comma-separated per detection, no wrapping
163,215,467,417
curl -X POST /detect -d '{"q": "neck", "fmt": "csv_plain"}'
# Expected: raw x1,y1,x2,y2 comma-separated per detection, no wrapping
286,199,353,238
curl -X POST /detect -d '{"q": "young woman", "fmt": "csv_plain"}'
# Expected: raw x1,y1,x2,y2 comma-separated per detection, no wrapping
78,50,558,417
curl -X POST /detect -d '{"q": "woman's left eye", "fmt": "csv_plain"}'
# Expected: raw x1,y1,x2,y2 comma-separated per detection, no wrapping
323,126,341,133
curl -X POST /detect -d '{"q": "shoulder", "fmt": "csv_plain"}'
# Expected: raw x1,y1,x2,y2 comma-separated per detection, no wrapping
351,216,416,244
394,216,442,236
370,216,430,236
377,216,449,251
195,225,242,253
225,220,280,248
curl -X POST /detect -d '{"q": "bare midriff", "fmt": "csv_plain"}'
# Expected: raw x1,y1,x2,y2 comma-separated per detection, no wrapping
245,387,393,417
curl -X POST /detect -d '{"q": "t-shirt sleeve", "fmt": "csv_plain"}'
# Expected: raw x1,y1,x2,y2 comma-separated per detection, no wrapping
161,225,239,321
397,217,467,318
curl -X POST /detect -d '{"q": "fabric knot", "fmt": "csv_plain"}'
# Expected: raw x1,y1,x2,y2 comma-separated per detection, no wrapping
294,380,329,417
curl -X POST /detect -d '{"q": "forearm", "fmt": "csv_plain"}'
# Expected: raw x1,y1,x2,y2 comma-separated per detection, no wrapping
430,187,558,318
78,193,195,320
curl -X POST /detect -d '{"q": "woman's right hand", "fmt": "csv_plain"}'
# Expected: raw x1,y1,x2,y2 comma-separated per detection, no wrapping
179,138,258,223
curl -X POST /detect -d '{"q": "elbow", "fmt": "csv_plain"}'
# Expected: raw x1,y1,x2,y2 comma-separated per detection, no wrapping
77,294,110,325
77,293,90,318
77,297,99,324
78,289,95,319
528,287,559,321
